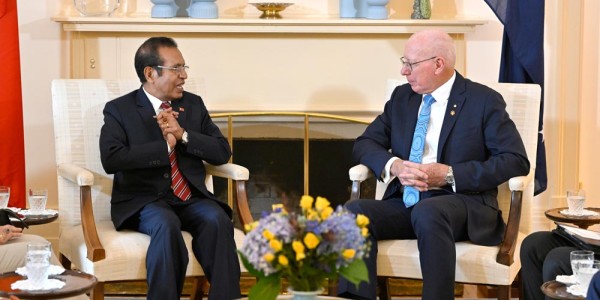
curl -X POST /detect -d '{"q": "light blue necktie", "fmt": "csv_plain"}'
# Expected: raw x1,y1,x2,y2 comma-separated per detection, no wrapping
403,94,436,207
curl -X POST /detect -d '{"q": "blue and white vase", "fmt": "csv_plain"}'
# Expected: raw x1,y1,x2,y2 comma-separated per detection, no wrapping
188,0,218,18
151,0,177,18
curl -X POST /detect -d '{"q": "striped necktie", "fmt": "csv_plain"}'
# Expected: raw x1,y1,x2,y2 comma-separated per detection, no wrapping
160,102,192,201
403,94,436,207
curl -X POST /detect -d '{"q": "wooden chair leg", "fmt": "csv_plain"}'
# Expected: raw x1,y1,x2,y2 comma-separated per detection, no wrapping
377,276,390,300
189,276,207,300
90,281,104,300
59,253,72,270
497,285,510,300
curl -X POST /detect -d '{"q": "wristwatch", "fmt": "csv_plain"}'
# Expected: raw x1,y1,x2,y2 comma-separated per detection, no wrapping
445,166,455,185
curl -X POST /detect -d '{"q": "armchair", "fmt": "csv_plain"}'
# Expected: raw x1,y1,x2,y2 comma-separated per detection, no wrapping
51,79,251,300
349,82,541,300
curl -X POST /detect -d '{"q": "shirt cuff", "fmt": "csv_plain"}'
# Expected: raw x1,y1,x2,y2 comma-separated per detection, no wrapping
181,130,188,144
382,157,400,184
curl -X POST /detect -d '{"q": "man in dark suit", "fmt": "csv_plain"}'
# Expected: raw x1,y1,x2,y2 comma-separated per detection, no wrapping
337,29,530,300
99,37,240,300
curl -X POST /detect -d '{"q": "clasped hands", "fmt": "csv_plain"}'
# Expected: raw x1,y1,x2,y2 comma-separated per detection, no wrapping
391,159,450,191
156,107,184,149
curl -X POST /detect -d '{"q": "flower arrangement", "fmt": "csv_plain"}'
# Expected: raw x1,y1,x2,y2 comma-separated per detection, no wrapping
238,195,371,300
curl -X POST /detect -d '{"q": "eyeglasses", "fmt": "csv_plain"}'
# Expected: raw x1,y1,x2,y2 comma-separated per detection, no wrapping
400,56,437,72
155,65,190,75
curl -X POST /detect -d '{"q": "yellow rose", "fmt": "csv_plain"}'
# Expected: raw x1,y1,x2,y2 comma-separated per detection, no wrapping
303,232,320,249
307,209,319,221
320,206,333,219
263,229,275,241
272,204,284,211
270,239,283,252
264,252,275,263
244,221,258,233
278,255,289,266
300,195,314,210
361,227,369,237
293,240,305,253
342,249,356,260
315,196,330,211
356,214,370,227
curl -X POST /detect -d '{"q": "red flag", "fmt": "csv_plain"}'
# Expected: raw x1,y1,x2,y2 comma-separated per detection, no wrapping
0,0,26,208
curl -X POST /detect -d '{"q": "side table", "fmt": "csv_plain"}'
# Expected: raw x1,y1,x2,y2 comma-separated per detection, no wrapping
0,270,97,299
541,280,584,300
545,207,600,229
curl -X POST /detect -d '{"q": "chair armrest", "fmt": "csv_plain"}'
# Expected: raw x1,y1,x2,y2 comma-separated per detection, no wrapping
57,163,94,186
349,164,373,201
203,162,249,181
204,162,253,227
56,163,105,262
496,170,534,266
508,169,535,191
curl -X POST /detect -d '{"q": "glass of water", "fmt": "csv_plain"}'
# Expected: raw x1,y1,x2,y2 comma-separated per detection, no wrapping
28,188,48,214
0,186,9,209
571,250,595,283
578,260,600,293
26,242,52,285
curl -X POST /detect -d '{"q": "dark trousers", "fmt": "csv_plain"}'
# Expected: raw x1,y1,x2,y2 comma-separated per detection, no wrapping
129,195,241,300
520,231,577,300
338,192,469,300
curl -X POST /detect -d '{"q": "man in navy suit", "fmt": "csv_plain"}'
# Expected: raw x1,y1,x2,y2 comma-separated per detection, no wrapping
337,29,530,300
99,37,240,300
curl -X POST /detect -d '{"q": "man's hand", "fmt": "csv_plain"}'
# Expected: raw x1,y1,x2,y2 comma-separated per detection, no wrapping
392,160,450,191
156,108,184,141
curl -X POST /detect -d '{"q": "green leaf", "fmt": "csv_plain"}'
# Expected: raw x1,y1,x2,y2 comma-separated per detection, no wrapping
339,259,369,288
248,275,281,300
238,251,264,278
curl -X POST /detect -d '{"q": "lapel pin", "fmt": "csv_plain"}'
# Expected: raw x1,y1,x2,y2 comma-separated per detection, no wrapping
450,111,455,116
453,104,457,108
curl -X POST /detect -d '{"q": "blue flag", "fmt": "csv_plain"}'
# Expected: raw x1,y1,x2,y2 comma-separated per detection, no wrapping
484,0,547,195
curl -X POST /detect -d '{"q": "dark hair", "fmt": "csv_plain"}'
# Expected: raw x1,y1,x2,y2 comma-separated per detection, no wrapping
134,37,178,83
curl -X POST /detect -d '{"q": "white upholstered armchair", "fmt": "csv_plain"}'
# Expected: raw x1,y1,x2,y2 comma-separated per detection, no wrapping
51,79,252,300
349,82,541,300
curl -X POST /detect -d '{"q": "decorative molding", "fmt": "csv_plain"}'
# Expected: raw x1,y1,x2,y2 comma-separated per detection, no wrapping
52,15,486,34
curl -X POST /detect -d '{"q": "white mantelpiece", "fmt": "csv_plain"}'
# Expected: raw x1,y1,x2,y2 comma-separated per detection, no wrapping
53,15,485,120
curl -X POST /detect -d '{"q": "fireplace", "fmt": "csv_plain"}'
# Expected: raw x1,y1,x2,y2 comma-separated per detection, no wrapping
209,113,376,225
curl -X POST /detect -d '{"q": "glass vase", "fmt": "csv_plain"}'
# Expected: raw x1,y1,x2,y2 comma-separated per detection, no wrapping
73,0,120,16
287,287,324,300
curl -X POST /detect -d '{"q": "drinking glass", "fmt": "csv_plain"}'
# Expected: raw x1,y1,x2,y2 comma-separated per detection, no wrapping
0,186,9,209
571,250,595,283
28,188,48,214
567,189,586,214
578,260,600,293
26,242,52,285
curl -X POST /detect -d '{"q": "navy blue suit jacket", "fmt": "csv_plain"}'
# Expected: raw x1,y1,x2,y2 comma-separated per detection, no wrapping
353,72,530,245
99,87,232,229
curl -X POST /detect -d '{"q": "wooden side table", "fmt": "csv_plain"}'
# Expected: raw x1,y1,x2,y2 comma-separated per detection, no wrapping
541,280,584,300
0,270,97,299
545,207,600,229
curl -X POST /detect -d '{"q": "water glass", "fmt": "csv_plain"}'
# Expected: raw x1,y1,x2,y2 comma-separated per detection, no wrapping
26,242,52,285
0,186,9,209
28,188,48,214
567,189,586,214
571,250,595,283
579,260,600,292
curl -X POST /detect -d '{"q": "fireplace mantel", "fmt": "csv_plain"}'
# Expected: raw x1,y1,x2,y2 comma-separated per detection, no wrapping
53,15,485,119
52,15,485,34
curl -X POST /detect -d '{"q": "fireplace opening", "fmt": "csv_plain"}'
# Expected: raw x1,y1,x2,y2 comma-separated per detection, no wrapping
213,138,376,224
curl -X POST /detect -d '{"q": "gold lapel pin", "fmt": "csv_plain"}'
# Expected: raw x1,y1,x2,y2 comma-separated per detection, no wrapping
450,111,456,116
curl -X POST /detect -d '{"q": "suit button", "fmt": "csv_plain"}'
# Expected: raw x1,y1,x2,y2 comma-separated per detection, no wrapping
163,173,170,179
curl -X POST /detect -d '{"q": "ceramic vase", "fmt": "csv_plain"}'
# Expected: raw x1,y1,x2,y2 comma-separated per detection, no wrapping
188,0,218,18
287,287,324,300
339,0,367,18
411,0,431,19
150,0,177,18
365,0,389,20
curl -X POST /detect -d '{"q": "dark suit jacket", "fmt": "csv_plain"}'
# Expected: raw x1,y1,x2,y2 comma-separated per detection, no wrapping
353,72,530,246
99,87,232,229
